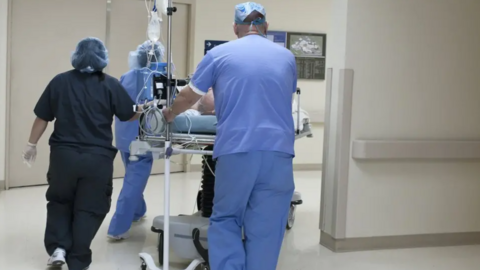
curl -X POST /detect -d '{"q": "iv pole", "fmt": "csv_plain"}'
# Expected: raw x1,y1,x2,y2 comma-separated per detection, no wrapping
139,1,209,269
163,0,174,270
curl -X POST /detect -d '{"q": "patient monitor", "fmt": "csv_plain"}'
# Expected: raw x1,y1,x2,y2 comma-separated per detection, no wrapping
136,63,168,102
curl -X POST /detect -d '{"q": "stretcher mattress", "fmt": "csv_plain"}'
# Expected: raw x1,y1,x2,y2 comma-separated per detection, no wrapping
171,115,217,135
171,112,310,135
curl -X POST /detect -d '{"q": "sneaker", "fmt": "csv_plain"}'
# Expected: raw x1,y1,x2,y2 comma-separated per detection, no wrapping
47,248,66,266
107,231,130,241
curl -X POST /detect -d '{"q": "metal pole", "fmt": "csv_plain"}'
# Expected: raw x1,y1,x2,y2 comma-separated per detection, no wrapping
163,141,171,270
165,0,173,140
164,1,174,269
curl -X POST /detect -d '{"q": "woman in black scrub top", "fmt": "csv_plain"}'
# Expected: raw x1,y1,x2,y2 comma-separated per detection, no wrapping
22,37,149,270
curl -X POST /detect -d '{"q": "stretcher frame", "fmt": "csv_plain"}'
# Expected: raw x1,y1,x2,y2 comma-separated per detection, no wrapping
134,1,312,269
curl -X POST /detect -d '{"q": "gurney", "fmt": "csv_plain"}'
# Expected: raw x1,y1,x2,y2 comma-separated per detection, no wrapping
133,3,312,268
132,89,313,270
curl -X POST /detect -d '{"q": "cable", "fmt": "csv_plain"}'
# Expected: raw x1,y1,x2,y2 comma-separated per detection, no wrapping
144,0,151,17
140,105,167,136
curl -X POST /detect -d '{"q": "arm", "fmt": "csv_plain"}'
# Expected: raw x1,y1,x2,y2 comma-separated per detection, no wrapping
166,86,202,118
129,103,151,121
28,117,49,144
29,80,56,144
112,80,148,122
163,53,216,122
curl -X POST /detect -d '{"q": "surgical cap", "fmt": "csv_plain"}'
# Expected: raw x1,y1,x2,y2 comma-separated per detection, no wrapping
234,2,267,25
71,37,109,73
128,41,165,70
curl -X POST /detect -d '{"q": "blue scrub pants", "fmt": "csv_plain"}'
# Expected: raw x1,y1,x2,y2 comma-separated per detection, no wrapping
208,151,294,270
108,151,153,236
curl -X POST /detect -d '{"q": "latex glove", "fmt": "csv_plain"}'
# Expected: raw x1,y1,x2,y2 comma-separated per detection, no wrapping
22,142,37,168
162,107,176,123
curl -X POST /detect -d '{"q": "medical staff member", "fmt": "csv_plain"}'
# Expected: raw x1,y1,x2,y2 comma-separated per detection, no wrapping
162,2,297,270
22,37,149,270
108,41,164,240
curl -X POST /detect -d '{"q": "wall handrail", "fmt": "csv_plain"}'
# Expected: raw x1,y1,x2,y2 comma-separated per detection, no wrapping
352,140,480,160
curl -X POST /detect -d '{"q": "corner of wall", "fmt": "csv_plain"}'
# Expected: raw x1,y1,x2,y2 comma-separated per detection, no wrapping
0,0,10,184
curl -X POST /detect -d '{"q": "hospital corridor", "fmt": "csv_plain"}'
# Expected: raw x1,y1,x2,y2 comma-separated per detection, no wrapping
2,170,480,270
2,0,480,270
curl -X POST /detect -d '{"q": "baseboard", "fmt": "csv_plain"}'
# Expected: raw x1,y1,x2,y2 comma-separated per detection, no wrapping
294,163,322,171
320,230,480,252
188,163,322,172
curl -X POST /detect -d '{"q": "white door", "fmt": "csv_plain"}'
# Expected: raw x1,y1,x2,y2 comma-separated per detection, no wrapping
7,0,192,187
108,0,191,178
7,0,108,188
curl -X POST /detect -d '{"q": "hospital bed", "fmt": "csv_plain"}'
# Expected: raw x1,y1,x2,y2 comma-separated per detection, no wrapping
133,3,312,269
131,87,313,270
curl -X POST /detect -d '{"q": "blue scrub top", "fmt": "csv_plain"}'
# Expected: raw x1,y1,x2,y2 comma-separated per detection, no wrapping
115,70,140,153
190,35,298,158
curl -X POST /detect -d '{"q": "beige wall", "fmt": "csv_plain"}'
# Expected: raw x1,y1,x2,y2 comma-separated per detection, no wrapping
0,0,328,189
323,0,480,240
345,0,480,238
193,0,330,124
0,0,8,188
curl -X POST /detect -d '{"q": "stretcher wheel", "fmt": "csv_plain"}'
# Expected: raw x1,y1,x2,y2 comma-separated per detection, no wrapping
157,232,164,265
286,204,296,230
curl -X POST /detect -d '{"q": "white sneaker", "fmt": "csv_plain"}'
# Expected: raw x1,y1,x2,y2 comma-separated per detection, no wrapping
107,231,130,241
47,248,66,266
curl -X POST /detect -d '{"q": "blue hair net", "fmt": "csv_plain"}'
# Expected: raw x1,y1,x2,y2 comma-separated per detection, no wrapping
128,41,165,70
71,37,109,73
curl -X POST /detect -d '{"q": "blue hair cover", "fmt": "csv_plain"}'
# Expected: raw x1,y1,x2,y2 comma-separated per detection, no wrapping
128,41,165,70
234,2,267,25
71,37,109,73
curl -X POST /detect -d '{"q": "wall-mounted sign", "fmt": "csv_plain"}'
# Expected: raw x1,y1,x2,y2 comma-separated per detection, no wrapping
266,31,287,48
287,32,327,80
204,40,228,55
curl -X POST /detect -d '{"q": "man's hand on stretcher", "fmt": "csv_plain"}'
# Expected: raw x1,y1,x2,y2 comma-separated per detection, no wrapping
162,85,204,123
162,107,177,123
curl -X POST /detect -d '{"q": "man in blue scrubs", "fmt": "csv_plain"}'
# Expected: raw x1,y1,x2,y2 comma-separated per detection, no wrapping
162,2,297,270
108,41,165,240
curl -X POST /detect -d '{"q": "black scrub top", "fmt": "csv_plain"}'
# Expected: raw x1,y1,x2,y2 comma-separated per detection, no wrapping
34,69,136,159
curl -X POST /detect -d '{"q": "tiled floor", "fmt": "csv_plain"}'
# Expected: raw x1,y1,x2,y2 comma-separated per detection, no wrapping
1,171,479,270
